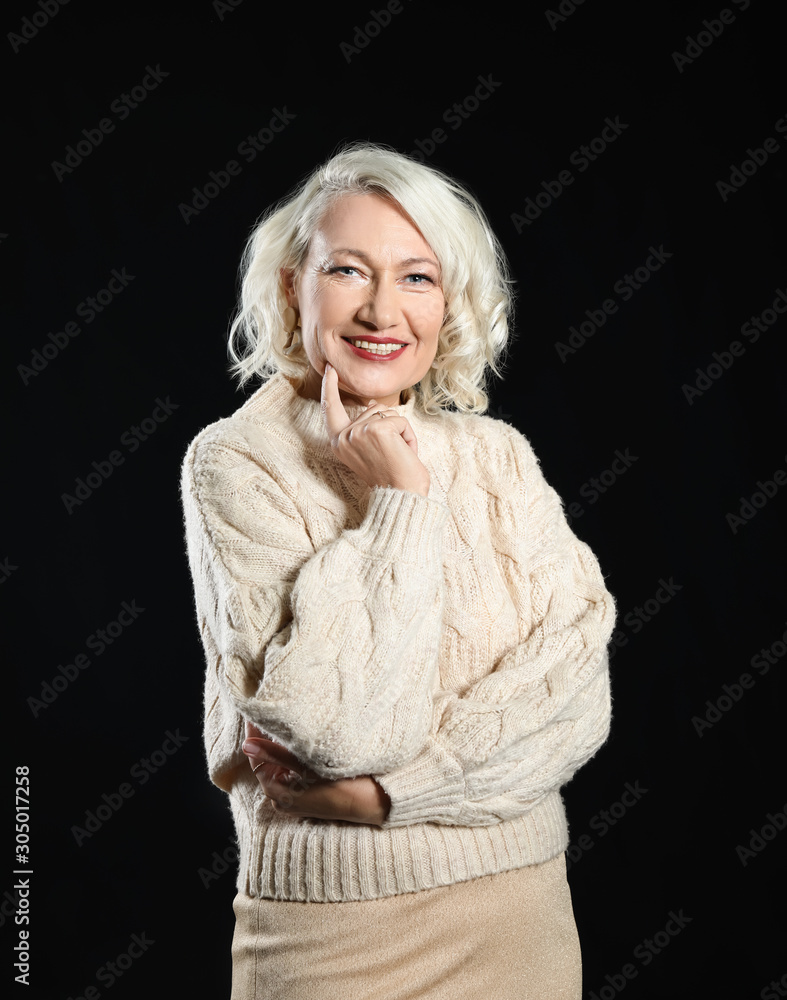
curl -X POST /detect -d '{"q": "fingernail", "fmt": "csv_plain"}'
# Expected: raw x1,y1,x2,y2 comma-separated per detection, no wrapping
242,740,259,756
325,363,332,372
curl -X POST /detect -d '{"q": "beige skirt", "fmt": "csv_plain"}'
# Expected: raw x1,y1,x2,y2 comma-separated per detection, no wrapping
230,852,581,999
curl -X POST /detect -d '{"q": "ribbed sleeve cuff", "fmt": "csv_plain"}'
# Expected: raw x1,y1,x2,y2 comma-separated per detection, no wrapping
351,487,450,566
375,736,466,828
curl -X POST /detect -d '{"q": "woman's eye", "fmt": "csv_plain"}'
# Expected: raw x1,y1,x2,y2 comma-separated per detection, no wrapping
328,266,358,276
405,273,433,284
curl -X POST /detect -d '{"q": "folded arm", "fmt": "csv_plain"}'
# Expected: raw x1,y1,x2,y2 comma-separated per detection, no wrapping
375,426,617,827
182,423,449,786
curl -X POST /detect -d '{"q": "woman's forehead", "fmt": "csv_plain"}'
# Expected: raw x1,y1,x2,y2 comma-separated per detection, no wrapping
309,193,438,265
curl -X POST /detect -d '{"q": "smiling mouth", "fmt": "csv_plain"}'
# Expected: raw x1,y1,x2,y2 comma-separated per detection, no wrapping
342,338,408,356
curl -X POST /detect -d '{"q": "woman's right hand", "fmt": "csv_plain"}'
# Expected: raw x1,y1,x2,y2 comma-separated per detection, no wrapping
321,363,431,497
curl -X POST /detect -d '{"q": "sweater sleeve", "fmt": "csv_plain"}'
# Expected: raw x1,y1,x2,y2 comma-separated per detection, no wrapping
181,422,449,785
375,425,616,828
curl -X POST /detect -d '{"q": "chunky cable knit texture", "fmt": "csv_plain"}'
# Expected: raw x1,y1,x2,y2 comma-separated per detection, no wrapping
180,372,616,902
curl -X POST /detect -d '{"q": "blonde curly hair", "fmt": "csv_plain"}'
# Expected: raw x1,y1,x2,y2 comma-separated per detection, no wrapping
227,142,516,414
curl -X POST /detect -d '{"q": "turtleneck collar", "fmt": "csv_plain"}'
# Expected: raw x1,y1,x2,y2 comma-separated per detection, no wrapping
236,372,421,462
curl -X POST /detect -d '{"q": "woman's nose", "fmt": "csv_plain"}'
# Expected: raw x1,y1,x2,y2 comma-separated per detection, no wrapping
357,278,400,329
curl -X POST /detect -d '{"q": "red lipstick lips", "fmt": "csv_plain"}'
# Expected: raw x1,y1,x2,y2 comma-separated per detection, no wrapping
343,337,408,361
342,335,407,345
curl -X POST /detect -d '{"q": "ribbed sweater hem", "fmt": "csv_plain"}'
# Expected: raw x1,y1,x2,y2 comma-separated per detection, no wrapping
229,785,569,902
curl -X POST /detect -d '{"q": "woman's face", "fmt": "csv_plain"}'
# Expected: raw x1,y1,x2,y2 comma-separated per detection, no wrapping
284,193,446,409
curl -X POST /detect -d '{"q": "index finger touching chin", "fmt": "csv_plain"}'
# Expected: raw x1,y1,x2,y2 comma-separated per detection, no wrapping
321,363,347,437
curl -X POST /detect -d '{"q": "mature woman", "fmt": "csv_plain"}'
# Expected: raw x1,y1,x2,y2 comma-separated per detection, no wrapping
180,142,616,999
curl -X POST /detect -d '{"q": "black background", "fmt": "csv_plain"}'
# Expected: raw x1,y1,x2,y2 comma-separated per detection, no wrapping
5,0,786,997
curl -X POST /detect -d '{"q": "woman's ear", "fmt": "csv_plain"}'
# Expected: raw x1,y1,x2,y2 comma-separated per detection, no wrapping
280,267,298,308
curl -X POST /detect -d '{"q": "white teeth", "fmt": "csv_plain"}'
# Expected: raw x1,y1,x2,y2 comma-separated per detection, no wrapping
348,339,404,355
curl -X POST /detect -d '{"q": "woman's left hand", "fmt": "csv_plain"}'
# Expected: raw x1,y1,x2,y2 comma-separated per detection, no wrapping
242,722,391,827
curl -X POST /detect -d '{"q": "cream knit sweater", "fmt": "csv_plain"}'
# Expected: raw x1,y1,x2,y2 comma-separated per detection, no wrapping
180,372,616,903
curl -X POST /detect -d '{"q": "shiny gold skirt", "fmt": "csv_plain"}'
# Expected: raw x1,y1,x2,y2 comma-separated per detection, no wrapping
230,852,581,999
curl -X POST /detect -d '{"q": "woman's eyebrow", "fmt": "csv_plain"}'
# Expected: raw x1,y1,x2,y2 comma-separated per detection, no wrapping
329,248,440,270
